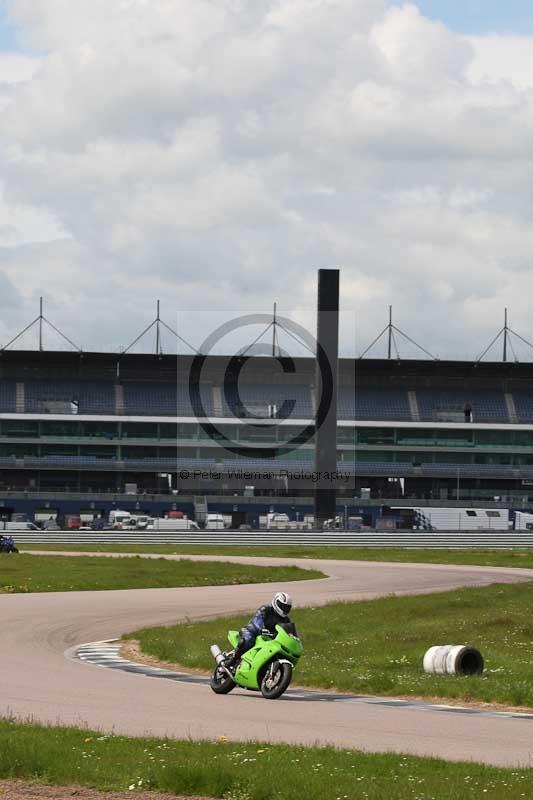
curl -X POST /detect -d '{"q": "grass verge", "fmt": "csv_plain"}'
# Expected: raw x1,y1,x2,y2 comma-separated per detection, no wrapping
19,543,533,569
128,580,533,707
0,719,532,799
0,554,322,593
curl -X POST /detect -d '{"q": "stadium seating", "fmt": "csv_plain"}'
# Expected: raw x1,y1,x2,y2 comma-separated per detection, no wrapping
352,460,518,478
123,382,214,417
24,456,117,468
0,454,356,475
4,376,530,431
220,383,313,419
420,462,514,476
354,389,411,421
338,386,356,420
511,391,533,424
353,461,416,476
25,381,115,414
416,389,508,423
0,380,16,413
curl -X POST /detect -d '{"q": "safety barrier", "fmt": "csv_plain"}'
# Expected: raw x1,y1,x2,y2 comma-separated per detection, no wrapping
9,530,533,547
423,645,484,675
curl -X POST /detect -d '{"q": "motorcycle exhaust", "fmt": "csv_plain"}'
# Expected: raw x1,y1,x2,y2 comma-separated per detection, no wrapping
210,644,225,665
210,644,234,678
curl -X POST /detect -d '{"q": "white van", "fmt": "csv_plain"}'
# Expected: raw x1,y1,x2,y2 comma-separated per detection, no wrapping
266,513,290,530
147,518,200,531
108,510,137,529
205,514,225,530
0,521,41,531
108,512,153,530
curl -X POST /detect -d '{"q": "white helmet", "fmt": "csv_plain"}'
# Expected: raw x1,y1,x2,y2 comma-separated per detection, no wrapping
272,591,292,617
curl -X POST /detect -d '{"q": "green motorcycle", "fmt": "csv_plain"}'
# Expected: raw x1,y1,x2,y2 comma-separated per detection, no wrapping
209,623,303,699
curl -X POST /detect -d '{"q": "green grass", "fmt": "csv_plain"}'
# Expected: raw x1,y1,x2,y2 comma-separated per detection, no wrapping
0,719,532,799
0,554,323,593
19,542,533,569
129,581,533,708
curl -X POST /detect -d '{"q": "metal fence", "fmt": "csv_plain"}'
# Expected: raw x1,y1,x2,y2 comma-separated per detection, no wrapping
11,530,533,548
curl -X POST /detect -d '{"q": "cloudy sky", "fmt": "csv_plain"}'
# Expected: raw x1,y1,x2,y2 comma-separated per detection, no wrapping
1,1,533,359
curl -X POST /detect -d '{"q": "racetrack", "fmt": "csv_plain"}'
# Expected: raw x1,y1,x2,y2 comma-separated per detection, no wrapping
2,553,533,767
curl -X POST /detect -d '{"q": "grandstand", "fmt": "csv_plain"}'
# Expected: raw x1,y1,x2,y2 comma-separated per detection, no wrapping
3,349,533,523
349,358,533,506
0,349,355,523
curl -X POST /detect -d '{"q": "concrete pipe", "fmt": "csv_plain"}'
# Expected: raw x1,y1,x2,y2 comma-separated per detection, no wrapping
423,645,484,676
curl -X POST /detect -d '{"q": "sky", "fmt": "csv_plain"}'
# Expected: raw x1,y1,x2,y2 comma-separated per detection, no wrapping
397,0,533,35
1,1,533,359
0,7,15,49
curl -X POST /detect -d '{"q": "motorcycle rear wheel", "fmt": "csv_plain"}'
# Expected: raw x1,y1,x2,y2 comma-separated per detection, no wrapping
260,661,292,699
210,665,236,694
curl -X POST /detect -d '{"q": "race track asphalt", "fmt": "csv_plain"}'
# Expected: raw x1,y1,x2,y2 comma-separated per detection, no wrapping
2,552,533,767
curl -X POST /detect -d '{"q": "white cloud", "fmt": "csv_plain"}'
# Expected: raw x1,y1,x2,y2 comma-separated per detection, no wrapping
467,35,533,90
0,52,40,83
1,1,533,358
0,182,68,246
0,51,41,112
371,4,472,85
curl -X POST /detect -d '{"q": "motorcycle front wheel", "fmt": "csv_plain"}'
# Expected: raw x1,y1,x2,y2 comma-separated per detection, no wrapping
210,665,236,694
260,660,292,699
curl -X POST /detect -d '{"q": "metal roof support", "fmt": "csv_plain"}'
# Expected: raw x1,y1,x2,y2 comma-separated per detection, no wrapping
359,307,438,360
476,309,533,363
120,301,198,356
0,296,82,353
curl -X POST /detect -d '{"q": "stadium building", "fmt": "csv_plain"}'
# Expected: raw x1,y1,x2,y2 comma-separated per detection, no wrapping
2,348,533,526
352,358,533,508
0,348,355,525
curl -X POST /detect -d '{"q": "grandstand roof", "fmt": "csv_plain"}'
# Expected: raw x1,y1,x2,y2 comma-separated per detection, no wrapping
355,358,533,390
0,349,355,384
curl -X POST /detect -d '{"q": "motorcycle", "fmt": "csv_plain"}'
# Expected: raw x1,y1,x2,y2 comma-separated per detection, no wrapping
209,622,303,700
0,536,18,553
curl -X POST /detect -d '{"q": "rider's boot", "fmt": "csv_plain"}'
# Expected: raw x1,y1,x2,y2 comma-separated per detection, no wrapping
224,650,237,670
225,638,247,670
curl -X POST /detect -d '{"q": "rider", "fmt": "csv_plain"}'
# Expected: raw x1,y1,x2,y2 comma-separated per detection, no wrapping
226,591,294,668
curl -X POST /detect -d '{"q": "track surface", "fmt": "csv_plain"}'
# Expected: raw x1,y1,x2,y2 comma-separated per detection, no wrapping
75,639,533,721
2,552,533,767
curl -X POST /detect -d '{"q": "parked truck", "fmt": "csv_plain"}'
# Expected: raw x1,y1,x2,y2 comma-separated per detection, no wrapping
394,507,509,531
513,511,533,530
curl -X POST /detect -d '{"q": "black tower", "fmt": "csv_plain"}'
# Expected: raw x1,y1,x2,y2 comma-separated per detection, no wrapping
314,268,339,526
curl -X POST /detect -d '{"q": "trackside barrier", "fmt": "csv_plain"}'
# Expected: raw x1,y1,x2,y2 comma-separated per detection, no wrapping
11,531,533,547
423,645,484,675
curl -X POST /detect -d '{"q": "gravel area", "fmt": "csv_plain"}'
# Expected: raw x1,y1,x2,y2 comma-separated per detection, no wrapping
0,782,213,800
